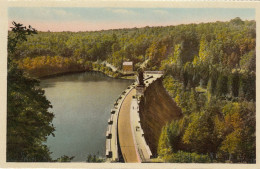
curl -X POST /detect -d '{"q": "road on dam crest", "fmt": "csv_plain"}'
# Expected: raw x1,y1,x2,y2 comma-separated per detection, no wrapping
118,89,140,163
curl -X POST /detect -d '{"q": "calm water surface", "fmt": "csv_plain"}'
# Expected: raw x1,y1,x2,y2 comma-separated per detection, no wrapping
40,72,133,162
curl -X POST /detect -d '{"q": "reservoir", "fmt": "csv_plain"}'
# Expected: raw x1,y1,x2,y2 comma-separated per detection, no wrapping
40,72,133,162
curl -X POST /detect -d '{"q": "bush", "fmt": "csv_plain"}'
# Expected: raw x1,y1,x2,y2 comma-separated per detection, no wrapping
86,154,104,163
166,151,211,163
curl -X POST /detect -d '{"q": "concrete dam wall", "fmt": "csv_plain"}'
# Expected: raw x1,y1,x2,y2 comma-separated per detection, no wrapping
139,78,182,156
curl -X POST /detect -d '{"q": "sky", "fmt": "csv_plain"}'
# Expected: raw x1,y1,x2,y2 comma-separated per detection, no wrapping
8,8,255,32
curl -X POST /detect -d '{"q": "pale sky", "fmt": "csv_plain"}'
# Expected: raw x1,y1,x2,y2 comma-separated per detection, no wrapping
8,8,255,32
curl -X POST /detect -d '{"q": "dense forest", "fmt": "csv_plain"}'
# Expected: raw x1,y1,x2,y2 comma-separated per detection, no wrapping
8,17,255,163
158,18,255,163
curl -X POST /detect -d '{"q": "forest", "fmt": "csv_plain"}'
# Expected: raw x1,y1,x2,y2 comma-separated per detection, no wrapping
8,17,255,163
158,18,255,163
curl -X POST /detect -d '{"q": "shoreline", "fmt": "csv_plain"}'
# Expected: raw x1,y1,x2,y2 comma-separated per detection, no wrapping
39,69,88,79
37,69,136,81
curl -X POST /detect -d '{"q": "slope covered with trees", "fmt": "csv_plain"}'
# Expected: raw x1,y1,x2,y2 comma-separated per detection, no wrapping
158,17,256,163
13,18,255,78
10,17,256,163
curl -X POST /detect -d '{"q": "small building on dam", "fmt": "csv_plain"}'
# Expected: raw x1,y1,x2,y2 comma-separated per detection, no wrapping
122,61,133,72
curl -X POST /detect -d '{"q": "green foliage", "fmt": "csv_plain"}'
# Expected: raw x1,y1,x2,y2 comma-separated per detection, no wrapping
240,50,255,72
157,125,172,157
10,18,256,163
207,68,218,96
240,71,255,101
216,73,229,97
13,18,255,81
218,102,256,162
7,67,55,162
230,17,244,25
167,119,188,152
198,36,210,63
54,155,75,162
8,21,37,54
86,154,104,163
161,73,255,163
182,110,221,155
229,70,240,97
162,75,176,97
164,151,211,163
161,18,256,160
7,22,55,162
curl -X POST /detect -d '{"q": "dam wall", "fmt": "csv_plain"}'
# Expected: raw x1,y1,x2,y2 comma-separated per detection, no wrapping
139,77,182,156
106,72,182,162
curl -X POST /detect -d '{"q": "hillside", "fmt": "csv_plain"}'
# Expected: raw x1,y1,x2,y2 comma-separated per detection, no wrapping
8,17,256,163
11,18,255,78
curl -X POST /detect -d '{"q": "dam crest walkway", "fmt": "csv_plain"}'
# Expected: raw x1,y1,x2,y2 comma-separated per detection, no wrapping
106,71,163,163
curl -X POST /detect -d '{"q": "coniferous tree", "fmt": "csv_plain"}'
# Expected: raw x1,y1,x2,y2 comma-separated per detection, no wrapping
7,22,55,162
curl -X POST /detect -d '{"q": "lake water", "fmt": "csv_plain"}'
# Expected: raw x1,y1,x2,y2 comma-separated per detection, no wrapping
40,72,133,162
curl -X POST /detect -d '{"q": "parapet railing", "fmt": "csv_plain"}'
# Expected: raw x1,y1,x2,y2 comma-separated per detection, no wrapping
106,73,162,162
132,99,153,162
106,82,136,162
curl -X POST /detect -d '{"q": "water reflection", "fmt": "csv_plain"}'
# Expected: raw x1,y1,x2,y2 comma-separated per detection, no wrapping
41,72,129,88
40,71,133,162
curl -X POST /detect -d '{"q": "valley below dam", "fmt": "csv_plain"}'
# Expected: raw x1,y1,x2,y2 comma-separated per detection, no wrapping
40,72,133,162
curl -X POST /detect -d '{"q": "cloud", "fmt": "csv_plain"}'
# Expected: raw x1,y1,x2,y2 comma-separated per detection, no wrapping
9,8,82,22
152,9,169,15
52,9,81,20
53,9,68,16
108,8,136,15
8,8,255,32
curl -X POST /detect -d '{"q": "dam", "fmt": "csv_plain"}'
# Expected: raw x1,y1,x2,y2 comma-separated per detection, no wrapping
105,71,167,162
